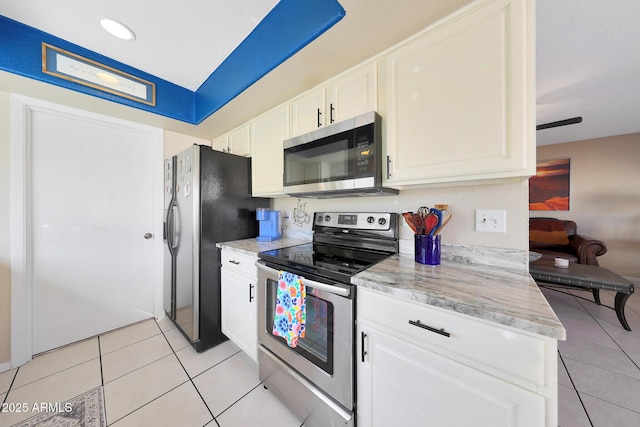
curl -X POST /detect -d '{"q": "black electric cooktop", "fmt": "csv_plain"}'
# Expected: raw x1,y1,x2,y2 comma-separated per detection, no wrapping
258,242,392,284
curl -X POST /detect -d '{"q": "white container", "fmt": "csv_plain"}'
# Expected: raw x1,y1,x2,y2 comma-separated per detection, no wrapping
554,258,569,268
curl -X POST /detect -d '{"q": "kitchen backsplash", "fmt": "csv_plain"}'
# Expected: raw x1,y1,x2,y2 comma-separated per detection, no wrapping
274,181,530,270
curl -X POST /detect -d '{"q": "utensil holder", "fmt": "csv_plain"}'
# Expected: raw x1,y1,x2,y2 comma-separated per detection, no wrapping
415,234,440,265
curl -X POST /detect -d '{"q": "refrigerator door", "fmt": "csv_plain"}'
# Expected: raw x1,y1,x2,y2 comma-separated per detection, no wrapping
163,157,176,318
174,146,200,342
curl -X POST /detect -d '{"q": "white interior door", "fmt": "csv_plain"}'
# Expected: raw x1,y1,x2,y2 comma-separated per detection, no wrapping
15,99,163,356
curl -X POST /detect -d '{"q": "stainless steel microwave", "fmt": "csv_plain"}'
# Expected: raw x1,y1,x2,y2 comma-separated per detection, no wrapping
283,111,398,198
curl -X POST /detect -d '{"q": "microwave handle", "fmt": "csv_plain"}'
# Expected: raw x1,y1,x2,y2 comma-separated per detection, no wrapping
255,261,351,298
386,155,392,179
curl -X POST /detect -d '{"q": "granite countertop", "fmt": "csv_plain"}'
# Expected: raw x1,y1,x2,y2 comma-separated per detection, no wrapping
216,237,310,257
352,253,566,340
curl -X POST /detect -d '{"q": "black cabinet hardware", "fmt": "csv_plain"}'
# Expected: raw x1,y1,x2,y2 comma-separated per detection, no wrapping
361,332,368,362
408,320,450,337
317,108,322,128
330,104,335,123
229,260,240,265
249,283,255,302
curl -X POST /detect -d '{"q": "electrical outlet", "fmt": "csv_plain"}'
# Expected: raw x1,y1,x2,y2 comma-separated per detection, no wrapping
476,210,507,233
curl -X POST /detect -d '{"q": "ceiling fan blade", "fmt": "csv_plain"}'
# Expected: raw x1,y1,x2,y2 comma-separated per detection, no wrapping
536,116,582,131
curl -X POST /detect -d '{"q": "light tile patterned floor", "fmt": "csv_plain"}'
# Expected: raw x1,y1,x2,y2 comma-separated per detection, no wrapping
0,318,300,427
542,286,640,427
1,287,639,426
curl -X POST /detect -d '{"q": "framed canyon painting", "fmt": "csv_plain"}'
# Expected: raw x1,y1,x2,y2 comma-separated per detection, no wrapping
529,158,570,211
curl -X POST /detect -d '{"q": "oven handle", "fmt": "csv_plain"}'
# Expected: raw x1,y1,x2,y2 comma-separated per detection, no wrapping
255,261,351,298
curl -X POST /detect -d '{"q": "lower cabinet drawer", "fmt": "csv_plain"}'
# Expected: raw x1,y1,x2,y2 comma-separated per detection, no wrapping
357,287,547,388
221,250,258,279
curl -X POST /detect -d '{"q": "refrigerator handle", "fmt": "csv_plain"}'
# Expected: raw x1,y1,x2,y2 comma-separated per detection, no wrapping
170,205,178,249
164,199,173,243
166,198,178,252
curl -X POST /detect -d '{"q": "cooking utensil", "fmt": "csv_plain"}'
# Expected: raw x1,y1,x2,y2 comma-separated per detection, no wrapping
402,212,418,234
427,208,443,236
434,212,452,235
423,212,439,235
412,213,425,235
417,206,429,220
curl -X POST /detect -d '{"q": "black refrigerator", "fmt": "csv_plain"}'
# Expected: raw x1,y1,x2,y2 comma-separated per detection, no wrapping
163,144,269,352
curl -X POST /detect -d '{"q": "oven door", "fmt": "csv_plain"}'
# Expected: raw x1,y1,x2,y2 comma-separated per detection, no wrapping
256,261,354,411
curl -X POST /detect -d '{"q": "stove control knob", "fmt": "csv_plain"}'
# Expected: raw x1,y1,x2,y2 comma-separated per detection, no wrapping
367,216,375,224
378,217,387,226
325,215,331,222
317,216,323,223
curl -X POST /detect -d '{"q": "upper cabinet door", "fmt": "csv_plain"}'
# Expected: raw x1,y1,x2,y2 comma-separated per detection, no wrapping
211,134,228,153
289,61,378,137
251,105,289,197
227,125,251,157
326,62,377,124
290,88,326,137
383,0,534,186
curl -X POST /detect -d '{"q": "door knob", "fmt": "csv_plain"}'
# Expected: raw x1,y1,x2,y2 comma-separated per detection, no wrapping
144,233,153,239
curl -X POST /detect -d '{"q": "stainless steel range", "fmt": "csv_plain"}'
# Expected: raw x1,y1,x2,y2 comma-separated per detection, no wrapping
256,212,399,426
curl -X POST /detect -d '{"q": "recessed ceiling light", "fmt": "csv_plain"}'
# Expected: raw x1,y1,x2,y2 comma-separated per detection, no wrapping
100,18,136,41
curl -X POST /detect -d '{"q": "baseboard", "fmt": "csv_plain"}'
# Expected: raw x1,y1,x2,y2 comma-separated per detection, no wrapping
0,361,12,373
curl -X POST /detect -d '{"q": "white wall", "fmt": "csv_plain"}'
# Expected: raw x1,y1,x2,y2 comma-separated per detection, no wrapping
273,180,530,250
535,133,640,280
164,130,209,158
0,91,11,366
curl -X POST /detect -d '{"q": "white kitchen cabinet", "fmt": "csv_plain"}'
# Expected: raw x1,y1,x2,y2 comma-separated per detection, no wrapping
290,88,325,137
250,105,289,197
357,287,557,427
382,0,534,186
211,134,228,153
211,126,251,157
326,62,377,125
289,62,377,137
221,250,258,361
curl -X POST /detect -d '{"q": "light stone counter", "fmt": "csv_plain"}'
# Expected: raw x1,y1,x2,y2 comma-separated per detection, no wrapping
352,253,566,340
216,237,310,258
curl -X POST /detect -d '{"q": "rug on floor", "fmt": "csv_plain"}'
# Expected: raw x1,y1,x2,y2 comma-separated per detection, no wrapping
13,386,105,427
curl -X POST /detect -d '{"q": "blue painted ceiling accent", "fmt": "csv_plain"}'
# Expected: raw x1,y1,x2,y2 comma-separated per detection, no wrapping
0,0,345,125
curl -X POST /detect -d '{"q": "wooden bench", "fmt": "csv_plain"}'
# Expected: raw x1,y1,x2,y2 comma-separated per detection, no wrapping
530,259,635,331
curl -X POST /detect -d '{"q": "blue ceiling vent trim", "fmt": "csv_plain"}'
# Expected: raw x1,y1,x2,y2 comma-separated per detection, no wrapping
0,15,195,122
0,0,344,125
193,0,346,124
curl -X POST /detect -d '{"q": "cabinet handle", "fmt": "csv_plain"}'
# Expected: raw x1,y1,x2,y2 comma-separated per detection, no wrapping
361,332,368,362
317,108,322,128
408,320,451,338
386,155,391,179
228,260,240,265
249,283,255,302
330,103,335,123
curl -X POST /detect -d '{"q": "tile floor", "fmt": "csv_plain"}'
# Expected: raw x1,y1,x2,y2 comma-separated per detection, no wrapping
541,286,640,427
0,318,301,427
1,287,640,426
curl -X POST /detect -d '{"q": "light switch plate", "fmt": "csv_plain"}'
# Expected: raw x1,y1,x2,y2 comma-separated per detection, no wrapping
476,210,507,233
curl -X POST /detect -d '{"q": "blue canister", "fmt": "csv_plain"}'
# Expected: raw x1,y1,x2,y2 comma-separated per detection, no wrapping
415,234,440,265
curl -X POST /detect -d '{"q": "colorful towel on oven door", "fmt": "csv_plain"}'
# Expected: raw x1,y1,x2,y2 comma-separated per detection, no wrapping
272,271,306,348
